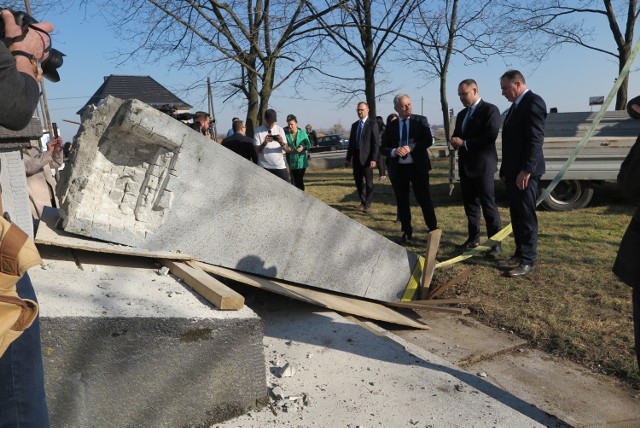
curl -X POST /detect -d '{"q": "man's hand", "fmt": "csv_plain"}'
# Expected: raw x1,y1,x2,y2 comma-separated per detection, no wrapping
2,10,54,81
516,170,531,190
396,145,411,157
46,136,62,153
369,160,377,169
450,136,464,150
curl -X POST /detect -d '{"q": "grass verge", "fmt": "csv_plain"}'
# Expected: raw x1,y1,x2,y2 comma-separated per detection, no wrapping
305,157,640,390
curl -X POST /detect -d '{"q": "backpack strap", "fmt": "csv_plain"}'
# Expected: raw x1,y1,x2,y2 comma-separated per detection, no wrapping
0,223,28,277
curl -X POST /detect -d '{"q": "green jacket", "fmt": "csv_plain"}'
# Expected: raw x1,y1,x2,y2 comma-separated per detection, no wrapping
286,128,311,170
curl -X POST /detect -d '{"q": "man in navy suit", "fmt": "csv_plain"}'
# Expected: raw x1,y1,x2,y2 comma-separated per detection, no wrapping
450,79,502,257
382,94,438,244
499,70,546,277
345,102,379,214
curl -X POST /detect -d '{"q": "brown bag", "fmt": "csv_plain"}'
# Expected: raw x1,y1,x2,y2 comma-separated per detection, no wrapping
0,216,42,357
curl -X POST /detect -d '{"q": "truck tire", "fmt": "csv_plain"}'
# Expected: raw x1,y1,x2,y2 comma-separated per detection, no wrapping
539,180,594,211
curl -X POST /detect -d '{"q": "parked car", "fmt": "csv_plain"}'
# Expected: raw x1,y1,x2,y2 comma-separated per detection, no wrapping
310,134,349,152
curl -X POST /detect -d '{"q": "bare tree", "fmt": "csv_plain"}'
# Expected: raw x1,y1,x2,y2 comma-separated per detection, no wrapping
503,0,639,110
67,1,341,136
309,0,421,117
405,0,516,141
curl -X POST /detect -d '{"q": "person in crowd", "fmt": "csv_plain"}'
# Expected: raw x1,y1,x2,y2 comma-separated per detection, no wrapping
227,117,240,137
63,141,73,161
386,112,400,222
221,120,257,163
254,109,290,181
375,116,387,181
382,94,438,243
23,135,63,221
285,115,311,190
498,70,546,277
613,94,640,371
345,102,379,214
450,79,502,258
191,111,212,139
0,8,55,426
305,124,318,147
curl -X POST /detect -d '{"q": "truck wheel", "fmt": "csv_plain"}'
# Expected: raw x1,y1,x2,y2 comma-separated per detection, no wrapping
540,180,594,211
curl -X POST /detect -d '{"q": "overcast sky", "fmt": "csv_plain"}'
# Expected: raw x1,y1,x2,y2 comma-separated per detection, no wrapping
40,4,640,141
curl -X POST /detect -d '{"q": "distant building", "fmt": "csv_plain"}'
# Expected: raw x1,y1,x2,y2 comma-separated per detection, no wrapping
77,75,192,118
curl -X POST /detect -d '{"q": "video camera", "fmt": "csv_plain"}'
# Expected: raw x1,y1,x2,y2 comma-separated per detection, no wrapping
0,9,65,82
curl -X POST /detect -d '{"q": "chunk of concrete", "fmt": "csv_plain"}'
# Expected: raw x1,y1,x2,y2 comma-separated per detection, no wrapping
32,249,266,427
57,97,420,302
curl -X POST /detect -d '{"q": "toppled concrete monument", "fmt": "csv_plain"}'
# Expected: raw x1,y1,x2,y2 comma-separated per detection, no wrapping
58,97,421,302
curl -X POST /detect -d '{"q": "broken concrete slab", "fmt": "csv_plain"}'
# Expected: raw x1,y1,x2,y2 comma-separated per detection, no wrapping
57,97,421,302
31,247,266,427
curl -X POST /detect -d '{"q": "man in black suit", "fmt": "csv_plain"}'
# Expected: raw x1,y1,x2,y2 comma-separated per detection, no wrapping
221,120,258,163
499,70,546,277
382,93,438,243
345,102,379,214
450,79,502,257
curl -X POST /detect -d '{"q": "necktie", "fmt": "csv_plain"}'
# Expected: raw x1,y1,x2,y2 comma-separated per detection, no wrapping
462,108,472,132
401,119,408,146
356,120,364,149
505,103,516,123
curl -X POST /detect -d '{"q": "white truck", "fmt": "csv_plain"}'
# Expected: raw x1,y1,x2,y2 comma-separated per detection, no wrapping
448,110,637,211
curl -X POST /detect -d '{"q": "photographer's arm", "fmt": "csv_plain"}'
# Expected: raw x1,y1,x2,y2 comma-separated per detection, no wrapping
0,10,54,130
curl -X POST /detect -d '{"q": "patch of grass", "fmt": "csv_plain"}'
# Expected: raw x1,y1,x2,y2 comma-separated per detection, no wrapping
305,158,640,389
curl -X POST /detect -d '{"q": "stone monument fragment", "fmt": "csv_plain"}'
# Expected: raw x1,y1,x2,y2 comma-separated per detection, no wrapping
58,97,421,302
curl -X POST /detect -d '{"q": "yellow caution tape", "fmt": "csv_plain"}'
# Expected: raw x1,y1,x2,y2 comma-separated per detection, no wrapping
401,255,425,302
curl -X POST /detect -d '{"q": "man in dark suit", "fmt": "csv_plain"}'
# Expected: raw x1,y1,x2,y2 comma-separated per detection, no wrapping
450,79,502,257
345,102,379,214
499,70,546,277
382,93,438,243
221,120,258,163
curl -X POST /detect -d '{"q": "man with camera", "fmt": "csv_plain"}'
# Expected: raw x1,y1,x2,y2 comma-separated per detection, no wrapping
0,8,55,427
254,109,290,181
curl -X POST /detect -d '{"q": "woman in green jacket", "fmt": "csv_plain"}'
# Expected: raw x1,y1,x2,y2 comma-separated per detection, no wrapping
285,115,312,190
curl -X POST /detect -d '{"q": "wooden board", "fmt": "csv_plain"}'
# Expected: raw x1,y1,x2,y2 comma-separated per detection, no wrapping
421,228,441,299
35,207,194,260
161,260,244,310
192,261,430,330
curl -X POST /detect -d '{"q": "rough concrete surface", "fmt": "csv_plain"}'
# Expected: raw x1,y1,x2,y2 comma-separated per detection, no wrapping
392,312,640,427
31,247,266,428
57,97,419,302
212,289,639,428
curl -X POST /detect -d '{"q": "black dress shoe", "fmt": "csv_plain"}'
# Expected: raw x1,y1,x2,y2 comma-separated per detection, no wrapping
457,238,480,249
398,232,412,244
507,263,533,277
485,244,501,259
497,256,521,268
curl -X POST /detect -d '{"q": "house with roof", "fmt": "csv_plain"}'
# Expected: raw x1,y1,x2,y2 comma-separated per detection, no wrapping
77,75,192,117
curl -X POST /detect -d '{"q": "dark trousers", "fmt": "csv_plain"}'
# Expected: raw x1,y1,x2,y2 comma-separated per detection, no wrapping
392,162,438,234
634,286,640,370
0,273,50,427
460,170,501,240
265,168,289,182
352,151,374,208
505,175,539,265
290,168,306,191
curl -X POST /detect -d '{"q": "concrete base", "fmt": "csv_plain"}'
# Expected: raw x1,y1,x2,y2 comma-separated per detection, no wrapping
31,248,266,427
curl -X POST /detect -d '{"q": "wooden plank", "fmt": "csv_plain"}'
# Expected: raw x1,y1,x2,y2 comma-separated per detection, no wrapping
162,260,244,310
191,261,430,330
428,266,477,300
421,228,441,299
386,301,472,315
35,207,194,260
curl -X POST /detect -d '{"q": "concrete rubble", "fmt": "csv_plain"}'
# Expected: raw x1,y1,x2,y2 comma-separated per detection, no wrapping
57,97,420,302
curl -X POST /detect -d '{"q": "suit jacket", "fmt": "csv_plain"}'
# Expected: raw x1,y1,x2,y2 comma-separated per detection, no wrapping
347,117,380,166
500,91,546,178
381,114,433,171
452,99,501,178
221,133,258,163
